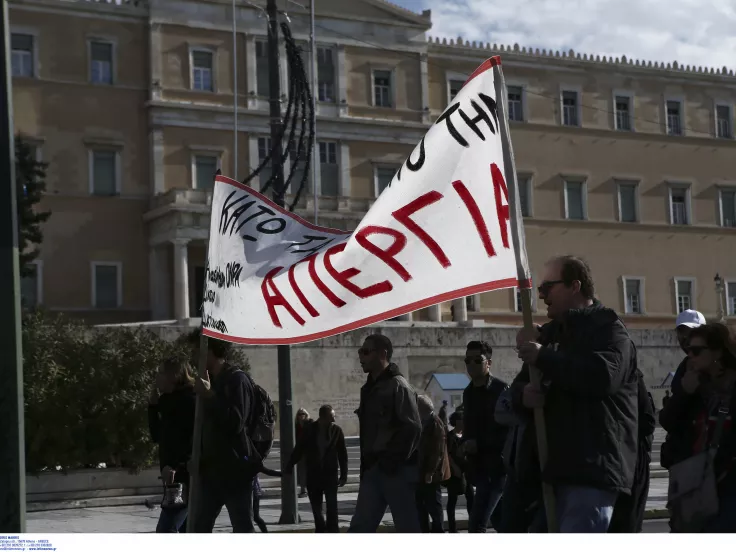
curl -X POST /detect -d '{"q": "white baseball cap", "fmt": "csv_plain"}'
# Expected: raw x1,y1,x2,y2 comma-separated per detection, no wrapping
675,309,706,329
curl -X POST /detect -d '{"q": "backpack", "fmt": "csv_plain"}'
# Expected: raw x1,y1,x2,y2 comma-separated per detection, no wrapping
245,373,277,459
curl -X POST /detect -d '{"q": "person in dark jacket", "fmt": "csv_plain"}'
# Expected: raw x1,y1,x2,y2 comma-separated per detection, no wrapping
295,408,311,497
148,357,196,533
287,405,348,533
348,334,423,533
461,340,509,533
188,331,259,533
438,400,449,427
445,410,474,533
609,372,656,532
415,395,451,533
659,323,736,532
660,309,705,470
514,256,638,533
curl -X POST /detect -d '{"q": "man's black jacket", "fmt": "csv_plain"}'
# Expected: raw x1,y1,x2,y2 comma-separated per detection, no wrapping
288,420,348,485
462,373,509,480
510,302,639,494
200,364,259,479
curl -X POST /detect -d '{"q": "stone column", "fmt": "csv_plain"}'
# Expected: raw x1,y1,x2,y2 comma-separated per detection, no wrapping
150,128,165,195
452,297,468,322
149,245,172,320
338,142,351,211
172,238,190,320
427,304,441,321
336,45,348,117
419,53,431,124
150,23,162,100
245,35,258,109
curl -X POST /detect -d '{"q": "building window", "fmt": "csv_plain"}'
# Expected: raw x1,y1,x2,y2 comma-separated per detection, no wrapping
21,262,41,308
316,47,336,102
192,50,214,92
667,100,683,136
466,295,478,312
90,41,113,84
669,186,690,225
623,278,643,314
617,181,639,223
375,166,397,197
319,141,338,196
728,282,736,316
721,189,736,228
517,175,531,217
448,79,464,102
675,279,693,313
255,40,270,97
257,137,274,184
615,95,632,131
508,85,524,122
90,150,118,196
373,70,393,108
564,180,585,220
194,155,218,191
11,33,34,77
92,262,122,309
515,288,523,312
561,90,579,126
716,105,733,139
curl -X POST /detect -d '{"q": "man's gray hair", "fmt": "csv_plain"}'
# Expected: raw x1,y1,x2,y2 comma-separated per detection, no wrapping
417,394,434,412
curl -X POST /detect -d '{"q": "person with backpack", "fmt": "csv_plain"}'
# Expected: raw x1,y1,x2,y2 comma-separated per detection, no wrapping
286,405,348,532
188,330,261,533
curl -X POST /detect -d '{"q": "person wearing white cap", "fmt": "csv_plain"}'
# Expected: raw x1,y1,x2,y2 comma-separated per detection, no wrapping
671,310,707,392
659,309,706,474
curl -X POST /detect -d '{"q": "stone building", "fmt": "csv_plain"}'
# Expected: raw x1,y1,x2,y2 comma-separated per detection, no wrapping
10,0,736,329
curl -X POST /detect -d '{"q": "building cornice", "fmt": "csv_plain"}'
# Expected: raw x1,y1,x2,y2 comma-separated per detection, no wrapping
524,217,736,236
427,36,736,85
9,0,148,20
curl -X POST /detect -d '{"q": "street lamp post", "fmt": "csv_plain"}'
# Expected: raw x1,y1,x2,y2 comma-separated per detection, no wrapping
714,273,726,323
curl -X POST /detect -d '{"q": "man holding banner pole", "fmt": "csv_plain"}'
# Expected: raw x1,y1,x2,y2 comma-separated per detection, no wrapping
514,256,639,532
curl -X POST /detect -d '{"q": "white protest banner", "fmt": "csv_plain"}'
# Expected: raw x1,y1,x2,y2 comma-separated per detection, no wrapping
202,56,531,345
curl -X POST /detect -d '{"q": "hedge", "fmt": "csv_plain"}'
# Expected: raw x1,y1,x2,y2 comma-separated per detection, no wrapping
22,310,249,473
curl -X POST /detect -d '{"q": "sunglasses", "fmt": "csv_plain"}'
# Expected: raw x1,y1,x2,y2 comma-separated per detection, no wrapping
464,356,485,365
537,280,564,295
686,345,708,357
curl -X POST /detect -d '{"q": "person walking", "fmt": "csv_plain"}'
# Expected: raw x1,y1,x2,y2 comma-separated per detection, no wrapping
188,330,261,533
287,405,348,532
514,255,639,533
148,357,196,533
659,323,736,532
445,411,474,533
609,372,656,532
295,408,311,498
461,340,509,533
416,395,450,532
348,334,423,533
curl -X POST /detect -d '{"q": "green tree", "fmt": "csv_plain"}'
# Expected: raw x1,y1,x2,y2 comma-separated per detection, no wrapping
15,135,51,277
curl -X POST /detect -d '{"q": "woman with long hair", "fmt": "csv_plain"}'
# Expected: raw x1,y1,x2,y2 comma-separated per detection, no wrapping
660,323,736,532
295,408,311,497
148,356,196,533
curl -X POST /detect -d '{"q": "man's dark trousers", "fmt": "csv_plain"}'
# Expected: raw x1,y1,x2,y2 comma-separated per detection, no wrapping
416,482,444,533
307,478,339,533
193,472,255,533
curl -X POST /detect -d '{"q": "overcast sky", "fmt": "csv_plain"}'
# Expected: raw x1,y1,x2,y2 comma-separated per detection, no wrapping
391,0,736,70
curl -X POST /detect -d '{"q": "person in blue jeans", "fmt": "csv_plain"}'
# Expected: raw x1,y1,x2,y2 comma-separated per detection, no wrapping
348,334,423,533
460,340,509,533
514,256,639,532
147,357,196,533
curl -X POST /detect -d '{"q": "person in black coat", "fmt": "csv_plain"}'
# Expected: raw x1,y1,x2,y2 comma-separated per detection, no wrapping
287,405,348,532
514,256,638,533
609,373,656,532
148,357,196,533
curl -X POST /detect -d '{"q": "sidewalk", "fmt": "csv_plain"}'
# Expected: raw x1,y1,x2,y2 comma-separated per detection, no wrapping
26,478,669,533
